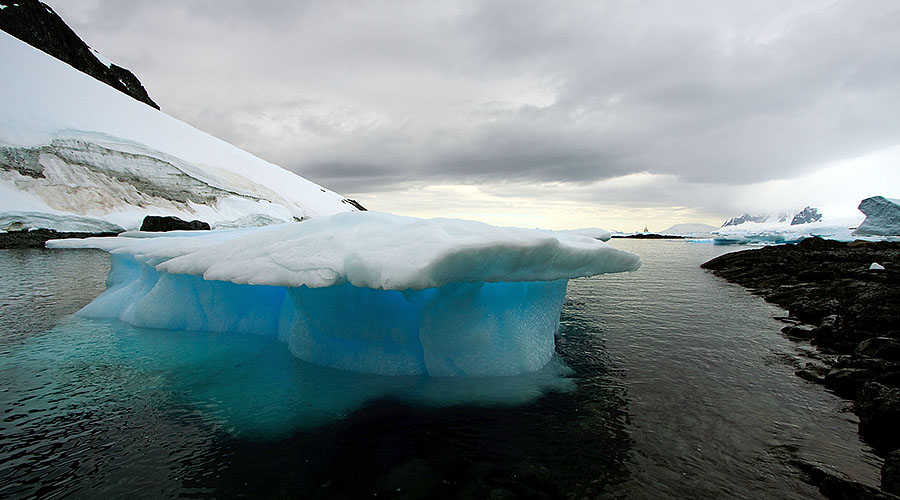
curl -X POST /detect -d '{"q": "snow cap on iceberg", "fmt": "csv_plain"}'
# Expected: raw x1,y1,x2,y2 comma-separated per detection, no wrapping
52,211,641,290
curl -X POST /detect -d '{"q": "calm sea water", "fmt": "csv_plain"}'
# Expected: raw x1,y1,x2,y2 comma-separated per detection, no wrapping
0,241,881,499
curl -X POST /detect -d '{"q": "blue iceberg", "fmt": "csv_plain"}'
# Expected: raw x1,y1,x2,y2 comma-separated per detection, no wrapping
51,212,641,377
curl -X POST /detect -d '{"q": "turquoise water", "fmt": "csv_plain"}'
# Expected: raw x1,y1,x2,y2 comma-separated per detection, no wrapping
0,242,881,498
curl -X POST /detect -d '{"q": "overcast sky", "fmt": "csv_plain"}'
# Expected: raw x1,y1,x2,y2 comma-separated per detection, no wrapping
51,0,900,230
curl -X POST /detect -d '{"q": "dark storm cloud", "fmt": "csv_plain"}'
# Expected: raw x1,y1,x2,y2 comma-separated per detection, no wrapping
51,0,900,195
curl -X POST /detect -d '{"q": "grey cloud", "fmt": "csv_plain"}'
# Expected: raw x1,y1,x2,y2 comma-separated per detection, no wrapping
49,0,900,197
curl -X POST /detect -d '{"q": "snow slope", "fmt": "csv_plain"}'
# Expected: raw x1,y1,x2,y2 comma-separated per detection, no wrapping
50,212,641,376
0,31,357,231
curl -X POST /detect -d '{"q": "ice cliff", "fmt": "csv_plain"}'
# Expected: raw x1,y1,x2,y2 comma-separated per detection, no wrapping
50,212,642,377
0,30,357,232
853,196,900,236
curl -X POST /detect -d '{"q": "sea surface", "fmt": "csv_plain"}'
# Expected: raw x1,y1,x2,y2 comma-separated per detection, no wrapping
0,241,881,499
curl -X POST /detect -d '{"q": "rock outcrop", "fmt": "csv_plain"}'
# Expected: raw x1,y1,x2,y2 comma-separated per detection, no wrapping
791,206,823,225
140,215,210,232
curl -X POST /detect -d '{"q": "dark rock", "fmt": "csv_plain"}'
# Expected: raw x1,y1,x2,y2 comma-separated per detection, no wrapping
341,198,367,211
796,364,829,383
824,368,871,398
884,450,900,495
793,459,900,500
782,324,815,339
140,215,210,232
792,206,823,225
856,382,900,452
0,228,120,248
858,338,900,361
0,0,159,109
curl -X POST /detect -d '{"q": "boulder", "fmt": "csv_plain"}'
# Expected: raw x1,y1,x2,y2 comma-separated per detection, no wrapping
140,215,210,232
857,338,900,362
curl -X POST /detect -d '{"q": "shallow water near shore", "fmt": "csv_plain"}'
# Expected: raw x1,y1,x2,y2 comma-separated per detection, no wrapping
0,241,882,498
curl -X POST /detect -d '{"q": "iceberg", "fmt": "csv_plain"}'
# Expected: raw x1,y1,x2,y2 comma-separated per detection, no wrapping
853,196,900,236
50,212,641,377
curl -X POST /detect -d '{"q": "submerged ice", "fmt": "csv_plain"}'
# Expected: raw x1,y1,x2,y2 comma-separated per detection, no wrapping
51,212,641,377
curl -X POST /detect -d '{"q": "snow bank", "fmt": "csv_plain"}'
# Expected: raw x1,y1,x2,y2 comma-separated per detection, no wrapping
0,31,355,231
50,212,641,376
853,196,900,236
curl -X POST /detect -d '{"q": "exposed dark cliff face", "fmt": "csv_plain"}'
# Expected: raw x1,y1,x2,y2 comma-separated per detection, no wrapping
0,0,159,109
791,206,822,225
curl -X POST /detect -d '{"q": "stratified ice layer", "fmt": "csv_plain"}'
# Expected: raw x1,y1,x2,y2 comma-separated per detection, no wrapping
51,212,641,376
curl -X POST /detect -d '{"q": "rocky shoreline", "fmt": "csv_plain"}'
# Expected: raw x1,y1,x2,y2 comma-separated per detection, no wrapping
702,237,900,497
0,228,120,249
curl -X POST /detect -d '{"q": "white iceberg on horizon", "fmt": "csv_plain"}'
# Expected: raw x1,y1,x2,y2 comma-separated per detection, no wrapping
50,212,641,377
853,196,900,237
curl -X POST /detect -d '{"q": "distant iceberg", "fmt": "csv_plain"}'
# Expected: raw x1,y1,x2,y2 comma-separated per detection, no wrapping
853,196,900,236
51,212,641,377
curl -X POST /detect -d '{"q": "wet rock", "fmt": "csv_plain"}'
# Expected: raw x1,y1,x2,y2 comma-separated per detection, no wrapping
782,324,815,339
824,368,872,398
793,459,900,500
796,364,829,384
140,215,210,232
0,228,120,248
858,338,900,361
856,383,900,452
884,451,900,495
